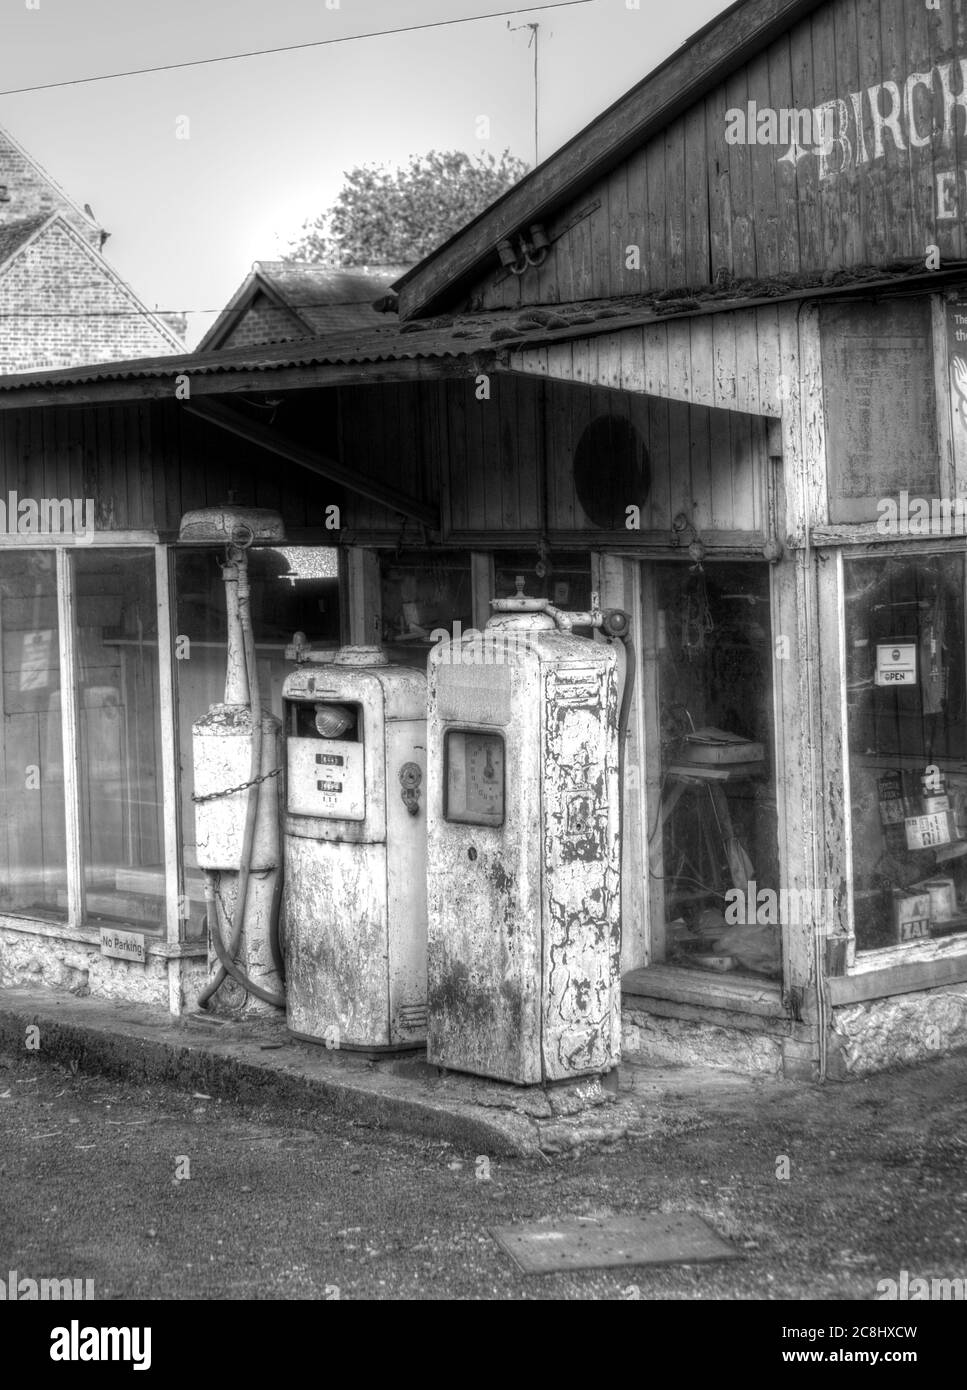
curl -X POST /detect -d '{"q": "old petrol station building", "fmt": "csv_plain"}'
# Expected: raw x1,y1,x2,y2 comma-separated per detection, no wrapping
3,0,967,1081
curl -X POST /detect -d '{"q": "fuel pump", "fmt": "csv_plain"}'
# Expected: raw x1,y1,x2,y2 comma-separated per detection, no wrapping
282,646,428,1050
426,579,630,1085
179,505,286,1016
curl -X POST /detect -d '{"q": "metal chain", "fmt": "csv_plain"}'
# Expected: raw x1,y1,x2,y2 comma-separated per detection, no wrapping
191,765,282,804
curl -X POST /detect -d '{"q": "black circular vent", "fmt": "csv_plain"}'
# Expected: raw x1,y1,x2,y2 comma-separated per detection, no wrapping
573,415,650,529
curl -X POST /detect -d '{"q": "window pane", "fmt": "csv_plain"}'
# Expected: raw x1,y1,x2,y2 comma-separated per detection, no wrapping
844,553,967,952
0,551,67,918
74,550,165,928
173,546,339,934
651,561,781,980
493,552,592,613
380,550,472,671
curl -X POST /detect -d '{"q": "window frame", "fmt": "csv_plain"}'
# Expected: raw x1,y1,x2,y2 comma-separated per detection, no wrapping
639,554,785,981
836,539,967,974
0,539,185,947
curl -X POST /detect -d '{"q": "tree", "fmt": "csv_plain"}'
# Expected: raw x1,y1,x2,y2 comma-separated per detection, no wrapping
286,149,529,266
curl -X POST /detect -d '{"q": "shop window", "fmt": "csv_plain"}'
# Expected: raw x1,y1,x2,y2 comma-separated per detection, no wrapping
380,551,473,671
173,546,339,933
844,553,967,952
74,552,165,927
648,561,781,980
493,551,592,615
0,552,67,919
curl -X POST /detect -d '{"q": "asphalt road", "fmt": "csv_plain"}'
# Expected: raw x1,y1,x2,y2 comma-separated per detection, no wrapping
1,1047,966,1300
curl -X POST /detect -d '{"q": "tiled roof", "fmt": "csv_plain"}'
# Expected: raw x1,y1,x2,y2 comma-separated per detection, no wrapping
255,262,411,332
0,214,52,271
198,262,413,350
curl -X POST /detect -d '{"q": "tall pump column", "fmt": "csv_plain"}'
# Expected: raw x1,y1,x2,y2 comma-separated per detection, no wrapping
179,505,286,1016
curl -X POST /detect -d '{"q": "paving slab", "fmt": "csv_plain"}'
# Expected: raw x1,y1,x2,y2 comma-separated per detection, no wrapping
491,1212,742,1274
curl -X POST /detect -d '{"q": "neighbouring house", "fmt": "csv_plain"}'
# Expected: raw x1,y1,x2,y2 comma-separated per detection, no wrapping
3,0,967,1084
0,122,183,372
198,261,410,350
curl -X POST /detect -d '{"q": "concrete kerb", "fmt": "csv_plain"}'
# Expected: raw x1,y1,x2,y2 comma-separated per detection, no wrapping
0,988,539,1157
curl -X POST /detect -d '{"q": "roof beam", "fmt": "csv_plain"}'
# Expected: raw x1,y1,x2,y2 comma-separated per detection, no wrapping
397,0,828,318
183,397,438,529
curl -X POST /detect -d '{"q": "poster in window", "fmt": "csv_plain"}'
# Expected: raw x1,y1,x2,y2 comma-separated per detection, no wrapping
19,629,54,692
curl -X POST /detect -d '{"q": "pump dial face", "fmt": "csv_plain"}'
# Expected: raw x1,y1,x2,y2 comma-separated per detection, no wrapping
445,730,505,828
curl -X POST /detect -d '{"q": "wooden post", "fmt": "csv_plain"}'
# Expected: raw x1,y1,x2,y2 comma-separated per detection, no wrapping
594,552,649,975
56,549,84,926
345,548,382,647
155,545,184,952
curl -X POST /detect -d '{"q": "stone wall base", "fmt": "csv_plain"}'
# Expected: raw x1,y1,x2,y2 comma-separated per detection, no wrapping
622,1006,795,1078
0,926,195,1012
827,983,967,1078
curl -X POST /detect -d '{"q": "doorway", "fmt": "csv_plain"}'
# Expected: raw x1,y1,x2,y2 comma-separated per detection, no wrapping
641,559,781,981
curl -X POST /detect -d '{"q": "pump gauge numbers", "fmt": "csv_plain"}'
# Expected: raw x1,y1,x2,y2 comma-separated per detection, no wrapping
444,730,505,827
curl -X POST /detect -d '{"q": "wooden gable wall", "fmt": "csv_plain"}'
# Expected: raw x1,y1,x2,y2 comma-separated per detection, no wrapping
462,0,965,312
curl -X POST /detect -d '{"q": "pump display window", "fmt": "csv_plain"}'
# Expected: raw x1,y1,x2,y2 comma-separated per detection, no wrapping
173,546,339,932
843,552,967,952
647,560,781,980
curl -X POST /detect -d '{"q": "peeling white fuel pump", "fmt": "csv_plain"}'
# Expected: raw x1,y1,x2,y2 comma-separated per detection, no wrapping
179,505,286,1016
281,646,428,1050
426,579,631,1085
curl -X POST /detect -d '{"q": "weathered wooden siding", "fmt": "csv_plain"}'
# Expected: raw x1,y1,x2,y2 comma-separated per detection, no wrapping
339,373,768,544
335,382,440,536
468,0,965,311
0,400,338,535
0,377,769,550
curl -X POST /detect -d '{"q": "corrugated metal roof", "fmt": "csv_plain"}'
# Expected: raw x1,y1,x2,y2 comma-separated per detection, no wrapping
0,258,949,396
0,315,501,390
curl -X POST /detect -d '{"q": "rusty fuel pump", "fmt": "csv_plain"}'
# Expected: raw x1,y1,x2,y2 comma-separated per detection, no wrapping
426,578,631,1085
280,645,429,1050
179,505,286,1015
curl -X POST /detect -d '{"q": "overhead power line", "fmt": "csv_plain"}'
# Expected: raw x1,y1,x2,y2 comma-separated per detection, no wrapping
0,2,591,97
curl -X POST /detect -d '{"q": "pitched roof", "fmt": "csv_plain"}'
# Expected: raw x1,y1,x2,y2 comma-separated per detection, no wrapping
0,122,104,244
0,212,184,360
394,0,827,317
0,213,51,272
199,261,411,349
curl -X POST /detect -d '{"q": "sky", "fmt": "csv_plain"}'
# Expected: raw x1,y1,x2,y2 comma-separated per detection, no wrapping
0,0,727,345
